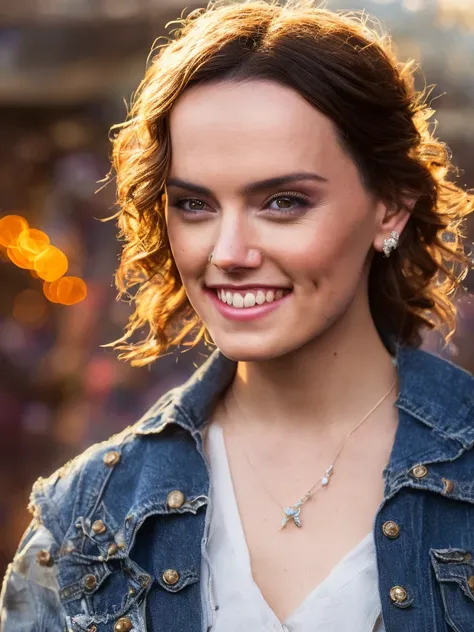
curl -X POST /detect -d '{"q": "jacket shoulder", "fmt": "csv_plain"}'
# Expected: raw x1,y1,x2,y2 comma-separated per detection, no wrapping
398,345,474,448
399,346,474,405
28,389,177,543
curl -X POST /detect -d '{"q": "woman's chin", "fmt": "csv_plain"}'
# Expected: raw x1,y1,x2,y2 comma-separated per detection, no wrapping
212,334,297,363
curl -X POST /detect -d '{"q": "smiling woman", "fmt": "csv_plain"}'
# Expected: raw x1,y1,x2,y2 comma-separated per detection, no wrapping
2,2,474,632
109,2,471,367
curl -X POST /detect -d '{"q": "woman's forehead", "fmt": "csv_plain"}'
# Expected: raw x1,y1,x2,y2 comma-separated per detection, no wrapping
168,80,346,184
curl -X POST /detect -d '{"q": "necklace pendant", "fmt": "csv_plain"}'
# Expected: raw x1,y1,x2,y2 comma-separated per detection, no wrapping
280,493,310,529
280,503,302,529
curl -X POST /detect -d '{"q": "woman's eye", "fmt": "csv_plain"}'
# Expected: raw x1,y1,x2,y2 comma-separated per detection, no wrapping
173,197,210,215
264,192,312,216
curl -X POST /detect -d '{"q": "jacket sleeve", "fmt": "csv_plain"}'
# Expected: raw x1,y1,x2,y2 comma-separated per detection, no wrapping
0,522,67,632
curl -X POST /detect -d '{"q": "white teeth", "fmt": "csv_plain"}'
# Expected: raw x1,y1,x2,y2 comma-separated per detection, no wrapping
214,288,290,308
244,293,256,307
232,294,244,308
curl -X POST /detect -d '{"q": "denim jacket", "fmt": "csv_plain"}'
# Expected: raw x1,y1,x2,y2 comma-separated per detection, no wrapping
2,344,474,632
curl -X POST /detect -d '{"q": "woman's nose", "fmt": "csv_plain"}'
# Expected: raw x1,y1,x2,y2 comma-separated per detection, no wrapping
210,219,261,272
211,247,261,272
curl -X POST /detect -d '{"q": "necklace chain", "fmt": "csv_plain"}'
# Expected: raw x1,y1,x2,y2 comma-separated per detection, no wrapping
228,377,397,529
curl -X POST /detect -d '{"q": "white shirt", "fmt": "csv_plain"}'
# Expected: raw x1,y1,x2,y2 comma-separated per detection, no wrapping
203,422,385,632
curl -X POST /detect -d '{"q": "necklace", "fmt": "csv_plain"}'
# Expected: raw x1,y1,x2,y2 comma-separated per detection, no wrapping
228,377,397,530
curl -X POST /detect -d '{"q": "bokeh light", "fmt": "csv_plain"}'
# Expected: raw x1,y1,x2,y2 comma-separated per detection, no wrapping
56,276,88,305
7,244,31,269
42,280,60,303
34,245,69,282
2,214,87,305
16,228,50,261
43,276,87,305
0,215,29,248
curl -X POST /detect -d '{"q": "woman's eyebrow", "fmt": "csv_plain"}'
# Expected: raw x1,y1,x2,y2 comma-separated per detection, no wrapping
165,172,328,197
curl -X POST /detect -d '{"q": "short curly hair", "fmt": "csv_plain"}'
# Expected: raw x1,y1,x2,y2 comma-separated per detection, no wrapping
105,0,473,366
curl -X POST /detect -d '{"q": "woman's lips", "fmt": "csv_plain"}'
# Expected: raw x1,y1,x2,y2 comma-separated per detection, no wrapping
204,287,292,322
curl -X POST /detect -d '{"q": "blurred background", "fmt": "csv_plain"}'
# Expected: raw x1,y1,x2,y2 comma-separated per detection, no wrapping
0,0,473,579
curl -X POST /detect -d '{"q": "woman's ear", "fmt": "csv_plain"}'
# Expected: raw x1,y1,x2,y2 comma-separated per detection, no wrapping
372,196,417,255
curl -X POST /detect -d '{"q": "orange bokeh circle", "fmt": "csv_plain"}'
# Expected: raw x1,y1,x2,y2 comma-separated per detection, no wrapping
0,215,29,248
34,246,68,282
7,244,32,269
43,277,87,305
56,277,88,305
43,281,60,303
17,228,50,261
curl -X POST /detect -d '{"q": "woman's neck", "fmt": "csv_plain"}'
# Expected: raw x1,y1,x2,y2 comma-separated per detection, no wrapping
224,303,398,438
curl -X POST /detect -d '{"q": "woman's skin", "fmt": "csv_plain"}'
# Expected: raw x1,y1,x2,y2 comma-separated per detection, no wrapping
165,80,411,621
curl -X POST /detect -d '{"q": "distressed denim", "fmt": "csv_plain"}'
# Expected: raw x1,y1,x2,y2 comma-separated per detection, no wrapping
2,345,474,632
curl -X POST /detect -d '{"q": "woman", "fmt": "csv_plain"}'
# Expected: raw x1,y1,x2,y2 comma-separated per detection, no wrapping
2,1,474,631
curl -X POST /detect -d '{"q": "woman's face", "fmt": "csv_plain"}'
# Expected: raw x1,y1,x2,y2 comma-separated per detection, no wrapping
165,79,402,361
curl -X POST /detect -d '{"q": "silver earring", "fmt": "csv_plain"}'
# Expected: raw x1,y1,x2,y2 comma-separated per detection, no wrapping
208,251,214,263
383,231,399,258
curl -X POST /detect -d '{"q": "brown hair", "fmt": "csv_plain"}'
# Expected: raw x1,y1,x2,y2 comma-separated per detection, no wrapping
105,0,473,366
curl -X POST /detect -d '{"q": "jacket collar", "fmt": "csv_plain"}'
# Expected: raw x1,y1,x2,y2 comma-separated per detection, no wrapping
135,347,236,436
395,344,474,449
135,344,474,449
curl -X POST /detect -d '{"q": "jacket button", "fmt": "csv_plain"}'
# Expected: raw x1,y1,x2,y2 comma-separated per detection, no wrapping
410,464,428,479
139,574,151,587
390,585,408,603
104,450,120,467
92,519,107,534
167,490,185,509
83,574,97,591
468,576,474,595
36,549,53,566
382,521,400,539
162,569,180,585
107,543,119,556
114,617,133,632
442,478,455,494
